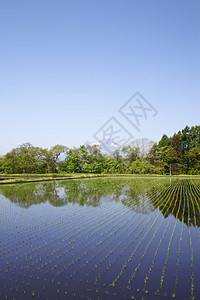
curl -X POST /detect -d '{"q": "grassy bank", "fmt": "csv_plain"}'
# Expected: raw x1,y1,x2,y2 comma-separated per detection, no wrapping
0,173,200,185
0,173,110,184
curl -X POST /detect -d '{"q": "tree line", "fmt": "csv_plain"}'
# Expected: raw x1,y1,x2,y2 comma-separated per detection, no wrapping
0,125,200,175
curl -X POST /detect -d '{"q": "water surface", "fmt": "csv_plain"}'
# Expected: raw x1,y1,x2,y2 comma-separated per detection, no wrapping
0,177,200,299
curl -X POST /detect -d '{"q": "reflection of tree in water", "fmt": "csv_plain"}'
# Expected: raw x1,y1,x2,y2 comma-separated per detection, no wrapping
121,178,172,215
0,178,128,208
145,180,200,228
115,178,200,228
0,183,47,208
182,180,200,227
58,179,125,207
0,178,200,227
0,178,167,209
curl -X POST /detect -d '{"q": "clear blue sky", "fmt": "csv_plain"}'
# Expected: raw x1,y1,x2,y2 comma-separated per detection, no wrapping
1,0,200,154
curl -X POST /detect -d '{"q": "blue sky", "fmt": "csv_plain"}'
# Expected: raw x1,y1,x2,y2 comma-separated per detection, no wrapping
1,0,200,154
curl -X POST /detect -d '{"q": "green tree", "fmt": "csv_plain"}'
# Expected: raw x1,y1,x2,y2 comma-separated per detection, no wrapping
128,158,155,174
64,147,87,173
2,143,45,174
43,145,68,173
122,144,140,165
179,125,200,172
187,147,200,174
0,156,4,173
165,134,184,175
147,143,166,174
158,134,172,148
112,149,123,162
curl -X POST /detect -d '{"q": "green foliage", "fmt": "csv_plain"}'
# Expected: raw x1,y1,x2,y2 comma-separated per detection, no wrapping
157,126,200,174
187,147,200,174
1,125,200,175
0,156,4,173
1,143,46,174
43,145,68,173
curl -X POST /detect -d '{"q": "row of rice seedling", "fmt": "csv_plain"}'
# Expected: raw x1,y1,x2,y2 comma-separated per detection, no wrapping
108,180,177,289
37,205,115,265
61,207,134,278
189,180,200,299
98,199,164,285
88,211,150,280
126,180,182,294
154,181,183,297
69,203,131,244
189,181,200,241
185,182,195,300
81,183,171,298
0,205,90,252
59,191,156,298
0,204,97,269
171,183,185,298
138,181,183,296
64,195,149,273
43,201,133,289
79,210,139,273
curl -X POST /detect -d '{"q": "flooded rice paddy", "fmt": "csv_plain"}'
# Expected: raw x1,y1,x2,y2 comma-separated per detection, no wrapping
0,177,200,299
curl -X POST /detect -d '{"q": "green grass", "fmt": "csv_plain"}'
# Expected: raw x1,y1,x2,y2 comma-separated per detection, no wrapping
0,173,109,184
1,173,200,185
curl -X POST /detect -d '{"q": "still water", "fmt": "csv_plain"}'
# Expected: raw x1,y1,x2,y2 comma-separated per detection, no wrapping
0,177,199,299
